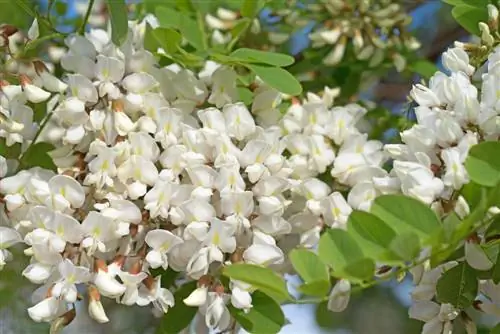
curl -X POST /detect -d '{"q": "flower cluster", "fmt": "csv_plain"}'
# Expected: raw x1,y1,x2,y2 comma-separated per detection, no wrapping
0,17,388,331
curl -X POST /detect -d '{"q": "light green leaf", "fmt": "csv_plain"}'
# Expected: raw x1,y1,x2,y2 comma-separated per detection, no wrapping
343,258,375,281
155,6,205,50
408,60,439,79
245,64,302,96
389,232,421,261
223,264,290,302
0,138,21,160
156,281,198,334
237,87,253,105
20,142,57,171
151,27,182,54
492,250,500,284
106,0,129,46
347,210,398,261
318,229,364,277
465,141,500,187
290,249,330,296
229,291,285,334
241,0,264,17
442,0,490,7
436,262,478,309
231,48,294,67
492,323,500,334
370,194,441,242
451,5,488,36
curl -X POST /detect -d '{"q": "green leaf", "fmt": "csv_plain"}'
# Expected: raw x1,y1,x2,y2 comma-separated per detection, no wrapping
389,233,421,261
298,280,332,297
231,48,295,67
436,262,478,309
223,264,290,302
290,249,330,296
347,210,397,261
19,142,56,171
150,267,179,289
0,138,21,160
229,291,285,334
370,194,441,242
442,212,461,242
343,258,375,281
156,281,198,334
241,0,263,17
151,28,182,54
408,60,439,79
155,6,205,50
245,64,302,96
318,229,364,277
492,250,500,284
106,0,129,46
451,5,488,36
465,141,500,187
237,87,253,105
491,322,500,334
442,0,490,8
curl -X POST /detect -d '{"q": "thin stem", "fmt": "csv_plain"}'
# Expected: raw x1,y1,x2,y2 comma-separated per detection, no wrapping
78,0,96,35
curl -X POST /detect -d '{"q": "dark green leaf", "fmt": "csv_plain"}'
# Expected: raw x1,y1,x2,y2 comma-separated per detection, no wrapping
389,233,421,261
245,64,302,96
491,322,500,334
442,212,461,242
370,194,441,242
436,262,478,309
150,267,179,289
465,141,500,187
229,291,285,334
442,0,490,8
20,142,56,171
451,5,488,36
408,60,439,79
106,0,129,46
223,264,290,302
156,281,198,334
0,138,21,160
231,48,294,67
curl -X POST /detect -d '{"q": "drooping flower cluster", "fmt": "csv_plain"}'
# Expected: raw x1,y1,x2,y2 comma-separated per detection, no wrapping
0,17,387,331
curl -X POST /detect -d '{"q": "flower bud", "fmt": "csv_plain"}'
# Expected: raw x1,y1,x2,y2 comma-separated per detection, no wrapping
488,4,499,30
327,279,351,312
479,22,495,46
49,308,76,334
20,74,51,103
183,286,208,306
88,286,110,323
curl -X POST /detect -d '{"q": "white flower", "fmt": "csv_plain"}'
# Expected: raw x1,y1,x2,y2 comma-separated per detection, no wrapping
137,276,175,314
465,241,493,271
0,226,21,269
145,229,183,269
0,155,7,177
28,296,64,322
81,211,118,253
320,192,352,228
88,286,109,323
230,280,253,311
442,47,474,76
243,231,284,266
52,259,92,303
94,260,126,298
205,292,231,331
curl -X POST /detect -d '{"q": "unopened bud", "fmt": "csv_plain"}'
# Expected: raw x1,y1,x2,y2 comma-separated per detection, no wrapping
488,4,499,30
479,22,495,46
214,284,225,295
129,259,142,274
49,308,76,334
94,258,108,273
18,74,32,86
